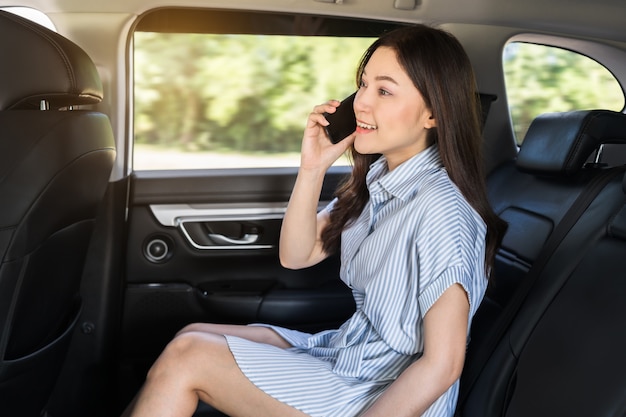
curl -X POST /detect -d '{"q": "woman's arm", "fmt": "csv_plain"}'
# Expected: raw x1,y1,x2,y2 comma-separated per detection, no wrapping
279,169,331,269
361,283,470,417
279,101,354,269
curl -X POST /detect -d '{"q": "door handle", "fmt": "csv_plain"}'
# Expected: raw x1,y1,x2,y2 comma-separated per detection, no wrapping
176,219,273,250
208,233,260,245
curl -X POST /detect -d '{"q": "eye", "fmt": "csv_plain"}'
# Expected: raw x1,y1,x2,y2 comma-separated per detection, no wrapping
359,79,367,88
379,88,391,96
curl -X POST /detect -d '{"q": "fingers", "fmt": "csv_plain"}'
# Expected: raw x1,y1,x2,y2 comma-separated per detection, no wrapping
307,100,340,128
299,100,353,171
313,100,341,115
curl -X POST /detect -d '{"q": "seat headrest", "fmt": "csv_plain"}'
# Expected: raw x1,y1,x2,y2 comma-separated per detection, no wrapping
0,10,103,110
517,110,626,176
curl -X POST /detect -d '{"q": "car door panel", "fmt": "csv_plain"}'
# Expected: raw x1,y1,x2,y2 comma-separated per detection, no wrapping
121,167,355,363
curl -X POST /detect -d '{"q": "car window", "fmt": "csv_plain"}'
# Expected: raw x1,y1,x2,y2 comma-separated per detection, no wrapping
132,10,401,170
503,42,624,145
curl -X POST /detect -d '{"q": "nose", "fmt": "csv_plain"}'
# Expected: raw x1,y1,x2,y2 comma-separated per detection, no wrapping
353,88,371,114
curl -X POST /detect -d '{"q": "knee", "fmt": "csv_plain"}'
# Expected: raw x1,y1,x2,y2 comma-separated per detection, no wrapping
176,322,205,336
146,331,228,393
147,332,203,380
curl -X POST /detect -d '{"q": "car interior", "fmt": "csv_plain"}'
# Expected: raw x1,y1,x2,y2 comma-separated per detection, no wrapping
0,1,624,416
0,10,116,416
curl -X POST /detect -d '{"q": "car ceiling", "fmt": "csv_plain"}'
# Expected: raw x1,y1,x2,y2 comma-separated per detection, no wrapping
2,0,626,43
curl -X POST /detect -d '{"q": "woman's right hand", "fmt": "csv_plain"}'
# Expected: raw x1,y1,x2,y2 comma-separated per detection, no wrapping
299,100,356,173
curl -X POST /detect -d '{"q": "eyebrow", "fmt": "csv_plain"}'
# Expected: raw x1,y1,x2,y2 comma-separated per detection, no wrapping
362,70,399,85
374,75,399,85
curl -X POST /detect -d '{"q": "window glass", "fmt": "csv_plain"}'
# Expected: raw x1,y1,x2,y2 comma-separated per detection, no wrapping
503,42,624,145
133,10,399,170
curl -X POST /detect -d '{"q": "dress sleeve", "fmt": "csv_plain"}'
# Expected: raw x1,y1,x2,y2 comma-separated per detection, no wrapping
419,266,475,315
416,213,488,323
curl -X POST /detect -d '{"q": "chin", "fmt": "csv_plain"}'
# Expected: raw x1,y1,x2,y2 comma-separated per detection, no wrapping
354,137,378,156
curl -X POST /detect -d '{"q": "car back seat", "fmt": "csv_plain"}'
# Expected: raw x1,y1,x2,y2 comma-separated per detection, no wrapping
470,110,626,338
457,110,626,416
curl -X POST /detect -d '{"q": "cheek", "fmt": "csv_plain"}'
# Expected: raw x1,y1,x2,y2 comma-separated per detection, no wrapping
393,106,421,127
396,109,429,138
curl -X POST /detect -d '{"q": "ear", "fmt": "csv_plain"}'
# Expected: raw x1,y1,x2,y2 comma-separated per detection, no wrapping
425,114,437,129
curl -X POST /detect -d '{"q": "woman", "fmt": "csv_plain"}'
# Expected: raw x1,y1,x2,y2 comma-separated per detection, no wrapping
123,24,506,417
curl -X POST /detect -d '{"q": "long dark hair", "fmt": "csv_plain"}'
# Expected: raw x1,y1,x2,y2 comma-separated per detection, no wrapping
320,24,506,275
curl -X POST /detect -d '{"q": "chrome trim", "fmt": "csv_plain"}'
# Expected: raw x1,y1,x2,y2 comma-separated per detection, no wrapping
149,202,330,250
150,203,288,227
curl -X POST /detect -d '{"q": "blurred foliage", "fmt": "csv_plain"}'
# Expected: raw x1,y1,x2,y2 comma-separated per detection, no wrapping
503,42,624,144
134,33,373,153
134,35,626,154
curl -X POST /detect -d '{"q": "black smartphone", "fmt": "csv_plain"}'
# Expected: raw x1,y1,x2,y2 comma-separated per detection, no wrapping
323,92,357,144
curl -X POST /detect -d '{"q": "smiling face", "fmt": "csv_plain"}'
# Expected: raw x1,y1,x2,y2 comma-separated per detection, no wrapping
353,46,436,171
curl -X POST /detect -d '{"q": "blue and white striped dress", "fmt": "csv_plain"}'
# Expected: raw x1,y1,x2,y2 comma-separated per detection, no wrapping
226,146,488,416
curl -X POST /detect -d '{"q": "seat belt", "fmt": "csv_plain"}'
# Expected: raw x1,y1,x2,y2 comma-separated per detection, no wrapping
456,165,626,415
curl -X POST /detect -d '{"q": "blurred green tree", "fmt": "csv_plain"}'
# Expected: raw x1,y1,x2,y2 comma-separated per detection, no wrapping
135,37,625,155
503,42,624,144
134,33,371,153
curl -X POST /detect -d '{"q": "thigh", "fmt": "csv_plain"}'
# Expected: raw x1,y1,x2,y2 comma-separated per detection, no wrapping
177,323,291,348
169,332,306,417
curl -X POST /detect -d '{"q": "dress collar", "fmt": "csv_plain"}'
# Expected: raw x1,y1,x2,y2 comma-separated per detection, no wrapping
366,145,443,202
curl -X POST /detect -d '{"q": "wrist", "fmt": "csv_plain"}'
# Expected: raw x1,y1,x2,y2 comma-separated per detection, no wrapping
297,165,328,179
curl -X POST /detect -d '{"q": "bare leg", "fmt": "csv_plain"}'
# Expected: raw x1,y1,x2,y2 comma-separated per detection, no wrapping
122,327,307,417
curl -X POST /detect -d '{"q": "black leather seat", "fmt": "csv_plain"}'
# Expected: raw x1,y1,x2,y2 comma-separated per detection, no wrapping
458,110,626,416
471,110,626,336
0,10,116,416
